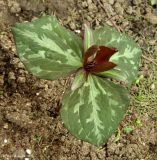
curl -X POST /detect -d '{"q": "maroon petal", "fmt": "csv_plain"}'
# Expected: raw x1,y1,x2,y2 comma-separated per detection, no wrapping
83,45,98,66
83,45,118,73
94,46,117,64
90,61,117,73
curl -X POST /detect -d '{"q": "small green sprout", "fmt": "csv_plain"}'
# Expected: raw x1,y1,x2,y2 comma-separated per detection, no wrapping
124,126,133,134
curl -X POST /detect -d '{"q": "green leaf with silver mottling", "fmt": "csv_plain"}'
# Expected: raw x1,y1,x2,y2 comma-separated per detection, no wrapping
84,24,94,52
12,16,83,80
94,25,142,86
96,69,126,81
71,69,86,91
61,75,129,146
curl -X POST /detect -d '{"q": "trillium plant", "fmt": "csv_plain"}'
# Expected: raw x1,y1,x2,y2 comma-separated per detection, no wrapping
12,16,141,146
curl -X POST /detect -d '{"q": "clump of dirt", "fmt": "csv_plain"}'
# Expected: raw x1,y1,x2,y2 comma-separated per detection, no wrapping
0,0,16,30
0,0,157,159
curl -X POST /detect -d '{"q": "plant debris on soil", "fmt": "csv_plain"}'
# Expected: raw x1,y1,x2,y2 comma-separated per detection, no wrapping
0,0,157,159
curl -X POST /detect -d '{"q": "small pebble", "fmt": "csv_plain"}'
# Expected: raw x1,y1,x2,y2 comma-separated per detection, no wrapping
8,72,16,80
69,22,75,30
148,40,156,45
74,30,81,33
81,143,91,156
3,123,9,129
88,4,97,12
10,57,20,65
146,11,157,24
103,3,115,16
61,136,66,141
150,83,155,90
4,139,8,143
17,77,26,83
108,0,115,5
9,2,21,14
82,1,87,8
131,86,139,93
132,0,141,5
26,149,31,155
114,2,124,15
17,62,25,68
87,0,92,5
86,15,92,21
126,6,133,14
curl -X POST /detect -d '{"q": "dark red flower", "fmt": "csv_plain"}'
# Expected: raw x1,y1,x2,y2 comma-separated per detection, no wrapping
83,45,117,73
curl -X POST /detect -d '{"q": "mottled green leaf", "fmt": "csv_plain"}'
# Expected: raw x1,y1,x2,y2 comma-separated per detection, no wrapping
61,75,129,146
84,24,94,52
71,69,86,91
12,16,83,80
96,69,126,81
94,25,142,86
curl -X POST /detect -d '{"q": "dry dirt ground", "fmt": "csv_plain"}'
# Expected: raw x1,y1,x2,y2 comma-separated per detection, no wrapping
0,0,157,159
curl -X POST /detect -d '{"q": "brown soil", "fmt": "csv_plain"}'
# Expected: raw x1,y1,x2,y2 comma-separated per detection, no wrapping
0,0,157,159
